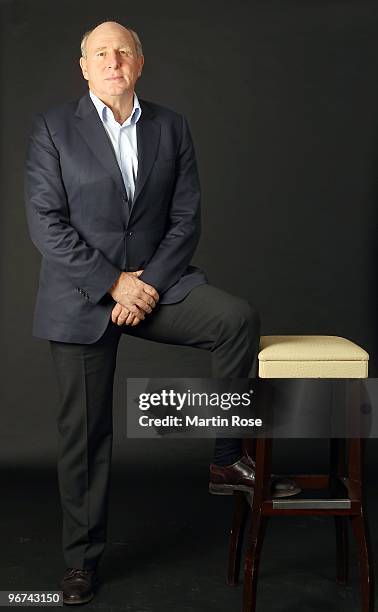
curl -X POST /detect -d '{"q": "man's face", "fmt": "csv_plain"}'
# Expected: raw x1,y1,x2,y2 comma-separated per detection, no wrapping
79,22,144,99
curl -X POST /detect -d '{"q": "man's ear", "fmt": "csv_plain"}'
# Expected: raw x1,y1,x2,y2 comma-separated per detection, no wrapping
137,55,145,77
79,56,88,80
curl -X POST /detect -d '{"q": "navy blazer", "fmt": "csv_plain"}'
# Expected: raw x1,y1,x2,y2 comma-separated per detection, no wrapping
24,92,207,343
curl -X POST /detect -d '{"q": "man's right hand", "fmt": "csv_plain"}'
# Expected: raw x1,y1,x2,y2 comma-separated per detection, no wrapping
109,271,159,316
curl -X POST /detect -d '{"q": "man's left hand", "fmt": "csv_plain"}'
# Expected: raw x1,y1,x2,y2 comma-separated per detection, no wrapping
111,270,149,326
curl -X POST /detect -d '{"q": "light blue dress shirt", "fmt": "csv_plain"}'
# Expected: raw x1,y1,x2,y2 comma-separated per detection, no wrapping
89,89,141,203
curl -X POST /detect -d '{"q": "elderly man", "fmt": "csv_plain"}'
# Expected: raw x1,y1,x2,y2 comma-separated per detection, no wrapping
24,20,299,606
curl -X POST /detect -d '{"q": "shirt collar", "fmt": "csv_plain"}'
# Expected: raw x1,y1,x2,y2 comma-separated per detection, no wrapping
89,89,141,126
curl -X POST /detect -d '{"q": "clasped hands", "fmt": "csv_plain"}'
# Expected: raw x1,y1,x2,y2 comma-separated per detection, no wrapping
110,270,159,327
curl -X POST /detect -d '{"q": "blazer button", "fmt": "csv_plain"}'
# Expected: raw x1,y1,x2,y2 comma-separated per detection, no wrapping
128,231,133,236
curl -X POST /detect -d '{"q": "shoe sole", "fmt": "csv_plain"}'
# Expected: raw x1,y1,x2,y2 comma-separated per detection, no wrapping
209,483,302,498
63,591,96,606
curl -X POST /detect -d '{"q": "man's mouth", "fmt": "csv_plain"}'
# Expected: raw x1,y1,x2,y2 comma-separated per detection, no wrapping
106,76,123,81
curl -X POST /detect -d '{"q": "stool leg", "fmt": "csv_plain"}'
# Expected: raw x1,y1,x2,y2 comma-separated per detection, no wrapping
227,491,249,586
243,509,268,612
330,438,349,584
228,438,258,586
348,437,375,612
350,512,374,612
334,516,349,585
242,438,272,612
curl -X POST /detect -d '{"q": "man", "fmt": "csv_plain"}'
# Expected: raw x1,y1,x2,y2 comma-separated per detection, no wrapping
24,20,299,606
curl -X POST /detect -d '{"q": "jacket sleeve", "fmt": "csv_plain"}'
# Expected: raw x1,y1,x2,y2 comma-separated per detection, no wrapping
24,113,121,305
139,114,201,293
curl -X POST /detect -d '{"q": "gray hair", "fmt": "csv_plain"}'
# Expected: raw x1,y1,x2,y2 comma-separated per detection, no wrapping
80,22,143,58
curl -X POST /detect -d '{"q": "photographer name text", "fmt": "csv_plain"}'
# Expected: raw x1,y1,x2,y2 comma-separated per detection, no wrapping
139,415,262,428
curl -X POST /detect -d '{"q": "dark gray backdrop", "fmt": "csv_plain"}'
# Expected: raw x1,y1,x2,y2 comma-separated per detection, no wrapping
1,0,377,471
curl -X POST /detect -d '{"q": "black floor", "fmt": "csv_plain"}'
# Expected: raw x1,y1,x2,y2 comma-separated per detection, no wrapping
1,441,377,612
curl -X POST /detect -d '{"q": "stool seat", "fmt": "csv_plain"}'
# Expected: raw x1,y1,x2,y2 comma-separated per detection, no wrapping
258,335,369,378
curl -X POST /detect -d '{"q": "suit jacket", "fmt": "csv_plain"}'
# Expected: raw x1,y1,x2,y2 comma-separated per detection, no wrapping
24,92,207,343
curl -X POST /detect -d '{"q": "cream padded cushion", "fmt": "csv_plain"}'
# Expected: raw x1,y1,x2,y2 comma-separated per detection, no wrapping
258,335,369,378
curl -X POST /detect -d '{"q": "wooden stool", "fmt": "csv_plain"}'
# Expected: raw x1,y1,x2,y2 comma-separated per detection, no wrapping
227,335,374,612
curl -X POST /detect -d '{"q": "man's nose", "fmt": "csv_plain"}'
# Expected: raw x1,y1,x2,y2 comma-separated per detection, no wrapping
107,50,121,68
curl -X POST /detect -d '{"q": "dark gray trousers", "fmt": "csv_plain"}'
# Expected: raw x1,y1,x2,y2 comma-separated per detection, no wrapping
50,284,260,569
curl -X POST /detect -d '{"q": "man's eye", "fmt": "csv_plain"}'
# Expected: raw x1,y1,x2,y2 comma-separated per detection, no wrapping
97,52,105,57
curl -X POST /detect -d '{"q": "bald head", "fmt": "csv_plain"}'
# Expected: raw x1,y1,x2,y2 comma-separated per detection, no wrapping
80,21,143,59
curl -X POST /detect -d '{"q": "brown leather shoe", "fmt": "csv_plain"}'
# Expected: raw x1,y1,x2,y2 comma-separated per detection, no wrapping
209,454,301,498
61,568,98,605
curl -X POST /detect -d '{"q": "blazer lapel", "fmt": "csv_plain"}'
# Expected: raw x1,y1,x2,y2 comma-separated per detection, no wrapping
74,93,161,214
74,92,127,200
133,101,161,207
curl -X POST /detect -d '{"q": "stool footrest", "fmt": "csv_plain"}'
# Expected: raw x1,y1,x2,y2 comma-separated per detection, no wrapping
272,498,351,510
